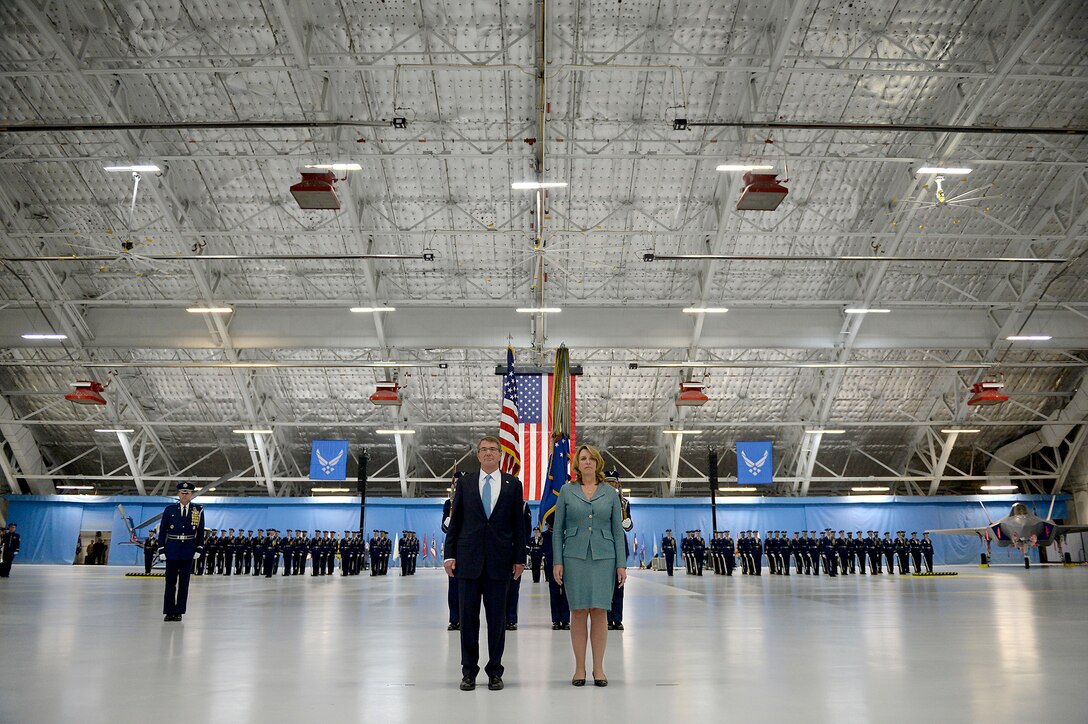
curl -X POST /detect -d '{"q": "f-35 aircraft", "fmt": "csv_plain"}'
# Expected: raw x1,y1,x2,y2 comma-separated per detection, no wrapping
927,499,1088,568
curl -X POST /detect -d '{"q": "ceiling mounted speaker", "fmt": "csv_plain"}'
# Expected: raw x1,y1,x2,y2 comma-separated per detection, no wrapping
369,382,402,406
736,172,788,211
676,381,709,407
290,171,340,209
65,380,107,406
967,381,1008,407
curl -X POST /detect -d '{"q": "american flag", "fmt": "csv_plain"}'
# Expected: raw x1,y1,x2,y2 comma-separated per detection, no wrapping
499,347,521,478
516,372,576,500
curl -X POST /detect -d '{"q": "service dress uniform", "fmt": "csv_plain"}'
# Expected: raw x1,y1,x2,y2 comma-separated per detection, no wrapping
161,482,205,621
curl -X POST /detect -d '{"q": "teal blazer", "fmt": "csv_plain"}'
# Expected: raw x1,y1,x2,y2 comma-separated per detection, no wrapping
552,482,626,566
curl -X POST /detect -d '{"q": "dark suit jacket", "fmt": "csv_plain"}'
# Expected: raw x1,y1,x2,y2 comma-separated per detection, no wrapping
442,470,527,580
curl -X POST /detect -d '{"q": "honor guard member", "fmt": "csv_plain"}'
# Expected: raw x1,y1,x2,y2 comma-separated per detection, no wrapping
779,532,791,576
895,531,910,574
791,532,804,574
541,517,570,630
803,531,817,575
143,529,159,574
844,532,856,574
312,530,325,576
908,532,923,573
264,529,280,577
200,530,215,576
324,531,337,575
161,481,205,621
216,529,227,574
528,528,545,582
764,532,777,574
818,531,834,576
882,532,896,573
282,530,294,576
296,531,309,574
0,523,20,578
379,531,392,575
443,477,460,630
837,531,850,574
693,531,705,576
399,531,414,576
661,530,677,576
252,530,265,576
505,502,533,630
235,529,247,575
736,532,749,575
606,472,633,629
680,531,692,575
921,532,935,573
341,530,353,576
868,531,882,574
752,532,763,575
853,531,866,574
368,529,380,576
241,531,254,574
722,531,735,575
710,533,723,575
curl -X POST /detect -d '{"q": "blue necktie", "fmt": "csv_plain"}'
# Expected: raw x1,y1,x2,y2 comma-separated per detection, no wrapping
482,474,493,518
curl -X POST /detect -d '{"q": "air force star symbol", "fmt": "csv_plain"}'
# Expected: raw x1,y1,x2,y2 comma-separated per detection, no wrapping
316,447,345,475
740,449,769,476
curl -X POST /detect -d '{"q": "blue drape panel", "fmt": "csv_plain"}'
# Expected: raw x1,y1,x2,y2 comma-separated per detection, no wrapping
2,494,1068,565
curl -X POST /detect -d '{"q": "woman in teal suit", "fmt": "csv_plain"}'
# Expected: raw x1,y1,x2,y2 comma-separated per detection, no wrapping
553,444,627,686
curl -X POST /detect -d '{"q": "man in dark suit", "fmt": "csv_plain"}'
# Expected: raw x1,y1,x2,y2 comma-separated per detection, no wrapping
0,523,21,577
443,436,527,692
160,481,205,621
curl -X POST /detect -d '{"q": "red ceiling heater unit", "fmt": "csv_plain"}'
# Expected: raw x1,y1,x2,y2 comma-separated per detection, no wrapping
65,380,107,406
369,382,402,406
967,381,1008,407
736,172,788,211
676,381,709,407
290,171,341,209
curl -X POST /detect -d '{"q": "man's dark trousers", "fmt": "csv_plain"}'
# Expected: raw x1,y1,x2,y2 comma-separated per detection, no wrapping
458,575,510,678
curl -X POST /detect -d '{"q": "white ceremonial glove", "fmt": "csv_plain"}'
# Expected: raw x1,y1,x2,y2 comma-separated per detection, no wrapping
443,517,451,528
192,552,201,560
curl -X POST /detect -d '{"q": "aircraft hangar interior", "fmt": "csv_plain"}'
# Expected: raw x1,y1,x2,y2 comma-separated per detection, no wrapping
0,0,1086,722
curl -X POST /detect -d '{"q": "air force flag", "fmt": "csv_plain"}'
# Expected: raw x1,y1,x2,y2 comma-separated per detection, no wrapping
736,441,773,485
310,440,348,480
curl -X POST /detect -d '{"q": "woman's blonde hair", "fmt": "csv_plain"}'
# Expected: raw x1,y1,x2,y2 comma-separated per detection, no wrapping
571,444,606,484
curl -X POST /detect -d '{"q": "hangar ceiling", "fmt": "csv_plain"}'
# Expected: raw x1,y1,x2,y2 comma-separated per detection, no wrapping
0,0,1086,498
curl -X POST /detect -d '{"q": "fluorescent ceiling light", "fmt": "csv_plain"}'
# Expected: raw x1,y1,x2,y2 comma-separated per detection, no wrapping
376,429,416,435
663,429,703,435
233,428,273,434
980,485,1017,491
682,307,729,314
349,306,396,313
57,485,95,490
719,487,757,492
852,487,890,492
104,164,160,173
916,167,972,175
805,429,845,435
95,428,135,434
515,307,561,313
21,333,68,340
511,181,568,190
312,487,351,493
716,164,774,172
1006,335,1051,341
186,307,233,314
304,163,362,171
941,428,980,434
207,487,217,492
844,308,890,314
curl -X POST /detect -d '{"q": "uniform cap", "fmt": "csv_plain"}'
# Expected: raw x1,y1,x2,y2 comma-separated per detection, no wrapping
603,469,620,481
176,480,196,492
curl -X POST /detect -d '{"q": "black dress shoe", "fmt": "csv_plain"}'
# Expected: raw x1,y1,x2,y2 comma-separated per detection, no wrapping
562,622,571,630
487,676,504,691
607,622,615,630
506,623,517,631
447,623,459,631
552,622,561,630
613,622,624,630
459,677,476,691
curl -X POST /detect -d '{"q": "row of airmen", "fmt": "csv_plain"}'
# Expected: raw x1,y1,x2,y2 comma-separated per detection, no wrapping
143,529,424,577
669,530,935,576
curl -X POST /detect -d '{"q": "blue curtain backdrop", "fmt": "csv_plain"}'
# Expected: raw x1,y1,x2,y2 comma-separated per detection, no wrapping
2,493,1069,566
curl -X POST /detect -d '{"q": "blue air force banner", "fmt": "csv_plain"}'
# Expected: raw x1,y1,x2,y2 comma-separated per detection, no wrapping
310,440,349,480
736,441,773,485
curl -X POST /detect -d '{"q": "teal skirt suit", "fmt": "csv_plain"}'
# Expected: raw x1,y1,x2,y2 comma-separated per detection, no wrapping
552,481,627,610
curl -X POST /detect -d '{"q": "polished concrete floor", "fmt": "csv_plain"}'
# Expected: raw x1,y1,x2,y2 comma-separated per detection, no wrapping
1,564,1086,724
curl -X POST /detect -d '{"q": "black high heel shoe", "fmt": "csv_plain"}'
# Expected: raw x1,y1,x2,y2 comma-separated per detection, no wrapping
593,673,608,687
572,673,586,687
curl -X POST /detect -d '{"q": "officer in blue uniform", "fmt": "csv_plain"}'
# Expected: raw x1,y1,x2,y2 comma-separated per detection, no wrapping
921,532,934,573
541,517,570,630
143,529,159,574
312,530,325,576
854,531,867,574
693,531,705,576
368,529,380,576
661,530,676,576
882,532,896,573
710,532,723,574
895,531,910,574
722,531,735,575
264,529,280,577
161,481,205,621
605,472,633,629
443,483,460,630
0,523,20,577
909,532,923,573
867,530,882,574
253,529,265,576
528,528,545,582
505,503,533,630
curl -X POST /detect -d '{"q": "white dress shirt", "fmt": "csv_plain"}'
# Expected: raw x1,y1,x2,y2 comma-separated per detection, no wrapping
478,469,500,517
